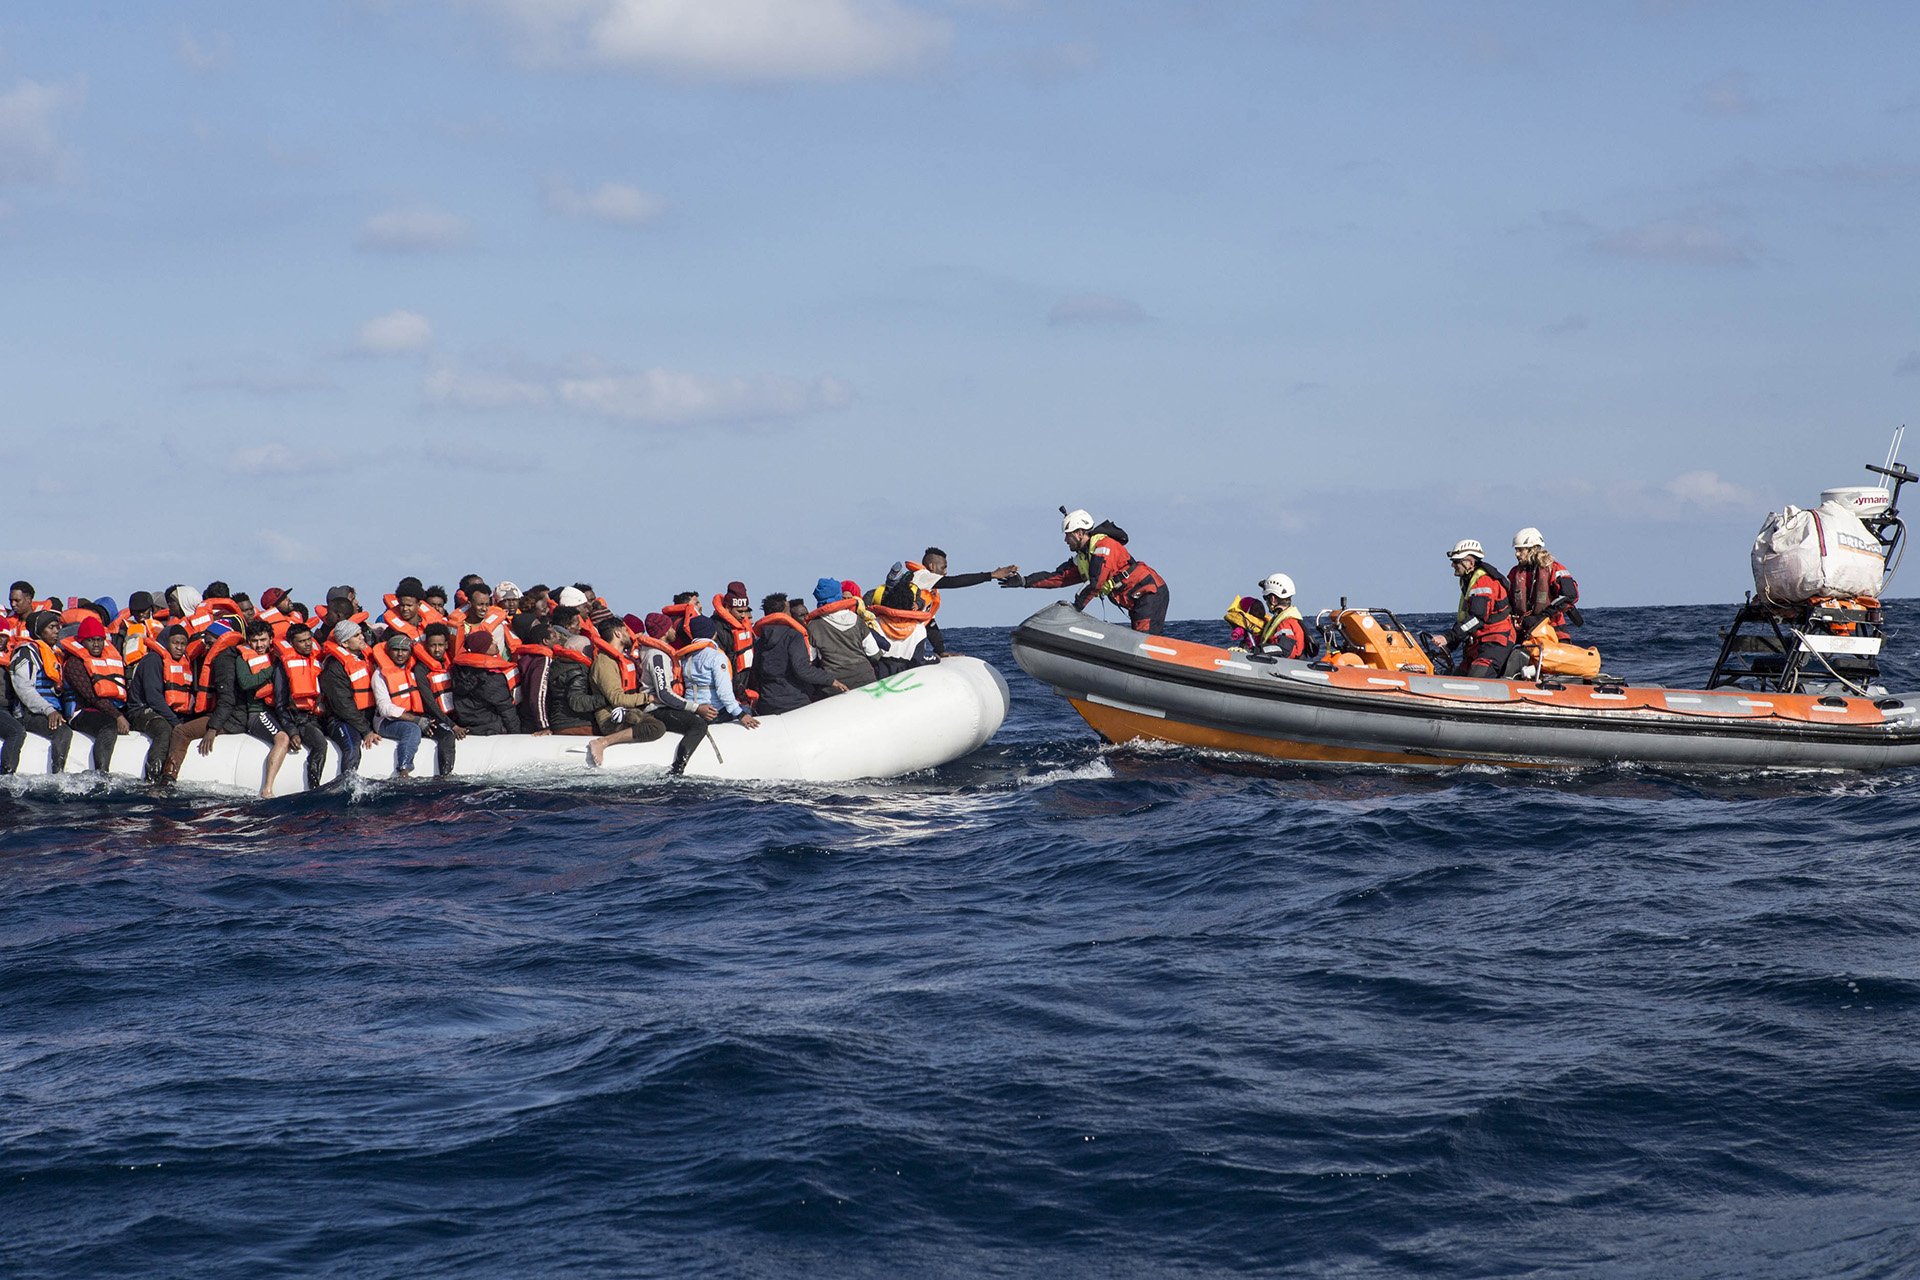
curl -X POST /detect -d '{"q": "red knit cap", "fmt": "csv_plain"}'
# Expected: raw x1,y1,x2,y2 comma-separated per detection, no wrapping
77,615,107,640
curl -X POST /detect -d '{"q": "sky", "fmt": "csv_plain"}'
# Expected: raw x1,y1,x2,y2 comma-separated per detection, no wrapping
2,0,1918,628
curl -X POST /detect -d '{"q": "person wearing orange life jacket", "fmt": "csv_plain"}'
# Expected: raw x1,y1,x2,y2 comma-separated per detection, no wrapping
370,631,454,777
750,593,846,714
8,610,74,774
320,620,383,782
806,578,879,688
264,622,331,794
512,617,557,734
117,591,164,667
125,623,191,785
254,587,296,641
409,623,466,773
884,548,1020,658
1008,509,1172,635
582,619,670,766
4,580,52,652
198,619,300,796
452,629,521,735
1424,540,1518,677
451,581,510,656
1251,573,1315,660
381,577,432,640
58,614,128,772
608,612,715,773
1507,527,1582,636
543,615,607,738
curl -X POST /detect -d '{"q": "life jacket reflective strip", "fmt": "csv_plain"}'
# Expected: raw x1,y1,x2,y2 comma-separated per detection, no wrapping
370,646,424,714
240,645,275,705
152,652,195,712
119,619,160,666
711,596,755,672
1457,568,1516,647
60,638,127,704
192,631,246,714
752,612,816,660
453,606,507,639
181,597,243,638
276,642,322,713
631,633,686,698
1074,534,1163,605
257,607,293,641
453,650,520,695
588,635,640,693
381,609,425,639
323,642,376,712
411,648,453,715
381,595,447,627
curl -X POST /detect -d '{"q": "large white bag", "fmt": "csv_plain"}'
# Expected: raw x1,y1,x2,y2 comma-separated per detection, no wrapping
1751,501,1885,604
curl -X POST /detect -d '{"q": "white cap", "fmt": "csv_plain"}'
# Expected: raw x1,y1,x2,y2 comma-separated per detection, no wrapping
1448,539,1485,561
557,586,589,607
1513,527,1544,550
1062,509,1095,534
495,580,521,600
1259,572,1295,599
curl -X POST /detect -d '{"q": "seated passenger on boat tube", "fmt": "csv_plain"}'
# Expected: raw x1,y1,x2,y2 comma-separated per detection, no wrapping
1223,574,1313,659
1425,540,1517,678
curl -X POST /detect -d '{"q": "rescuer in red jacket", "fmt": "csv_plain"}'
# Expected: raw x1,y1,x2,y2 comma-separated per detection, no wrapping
1007,509,1171,634
1425,539,1517,677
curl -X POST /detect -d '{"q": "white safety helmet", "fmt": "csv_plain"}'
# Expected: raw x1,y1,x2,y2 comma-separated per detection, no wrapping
1512,527,1545,551
1258,573,1295,600
1447,539,1485,562
1061,508,1095,534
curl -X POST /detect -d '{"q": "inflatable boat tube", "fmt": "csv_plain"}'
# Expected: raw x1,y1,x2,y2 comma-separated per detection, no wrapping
6,657,1009,792
1010,604,1920,771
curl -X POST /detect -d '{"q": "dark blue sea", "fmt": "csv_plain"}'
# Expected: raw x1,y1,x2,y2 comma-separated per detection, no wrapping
6,603,1920,1278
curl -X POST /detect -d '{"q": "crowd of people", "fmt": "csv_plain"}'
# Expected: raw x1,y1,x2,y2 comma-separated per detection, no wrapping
1221,527,1581,676
1,542,1048,795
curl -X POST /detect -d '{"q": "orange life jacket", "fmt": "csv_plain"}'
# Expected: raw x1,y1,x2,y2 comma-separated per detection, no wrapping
370,645,424,715
453,606,507,641
192,631,246,714
382,595,447,627
411,646,453,716
60,637,127,704
322,642,375,713
711,595,755,674
240,644,276,706
453,649,520,695
182,597,244,638
807,599,861,623
752,612,816,659
904,561,943,616
257,606,294,641
589,634,640,694
868,603,936,644
631,633,687,698
549,645,591,668
119,618,161,667
276,641,322,713
149,650,195,713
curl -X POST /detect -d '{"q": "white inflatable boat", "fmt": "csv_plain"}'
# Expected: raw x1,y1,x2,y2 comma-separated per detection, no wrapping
6,657,1010,793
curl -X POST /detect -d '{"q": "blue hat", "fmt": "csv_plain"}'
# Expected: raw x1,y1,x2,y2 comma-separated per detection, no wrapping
814,577,840,606
94,595,119,620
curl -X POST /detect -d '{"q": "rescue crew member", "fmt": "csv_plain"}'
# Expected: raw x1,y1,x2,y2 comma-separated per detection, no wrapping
1508,527,1581,635
59,614,129,772
1425,539,1517,677
1252,573,1313,659
1008,509,1171,634
8,610,74,773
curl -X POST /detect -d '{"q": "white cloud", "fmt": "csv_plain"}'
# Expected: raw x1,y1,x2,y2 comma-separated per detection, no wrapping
473,0,951,82
0,77,85,187
545,180,666,227
1591,209,1758,265
177,31,233,74
423,364,552,411
260,530,323,564
357,309,435,355
557,370,852,424
356,204,471,253
1047,293,1149,326
1665,469,1753,510
228,443,349,477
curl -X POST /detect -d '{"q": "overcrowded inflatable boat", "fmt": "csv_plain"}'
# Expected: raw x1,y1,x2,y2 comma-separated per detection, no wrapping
5,657,1010,791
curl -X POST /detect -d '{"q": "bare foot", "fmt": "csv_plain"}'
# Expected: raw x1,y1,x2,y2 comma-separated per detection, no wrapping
587,741,605,767
258,787,273,799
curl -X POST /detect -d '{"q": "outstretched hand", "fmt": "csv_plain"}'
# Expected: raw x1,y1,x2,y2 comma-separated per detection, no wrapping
990,565,1019,580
